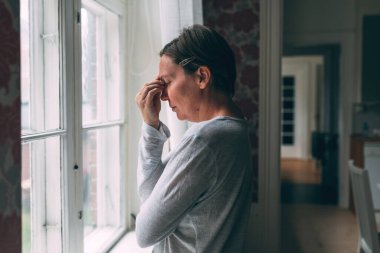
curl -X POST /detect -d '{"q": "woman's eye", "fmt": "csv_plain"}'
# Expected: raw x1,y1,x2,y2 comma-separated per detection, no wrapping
160,79,168,86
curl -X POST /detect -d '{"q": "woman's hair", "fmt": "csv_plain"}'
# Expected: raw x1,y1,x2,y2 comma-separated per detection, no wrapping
159,24,237,96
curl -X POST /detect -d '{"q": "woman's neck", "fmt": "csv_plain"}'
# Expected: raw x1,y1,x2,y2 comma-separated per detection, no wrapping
196,90,244,122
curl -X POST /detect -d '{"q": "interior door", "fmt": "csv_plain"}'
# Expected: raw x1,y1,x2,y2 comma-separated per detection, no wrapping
282,45,340,204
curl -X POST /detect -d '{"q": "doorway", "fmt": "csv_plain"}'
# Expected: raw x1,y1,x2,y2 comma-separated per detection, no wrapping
280,46,340,205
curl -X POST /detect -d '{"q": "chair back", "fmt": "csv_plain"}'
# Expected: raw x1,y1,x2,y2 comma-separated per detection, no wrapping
349,160,380,253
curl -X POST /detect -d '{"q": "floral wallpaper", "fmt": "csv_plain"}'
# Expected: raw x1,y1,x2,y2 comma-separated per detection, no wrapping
203,0,260,201
0,0,22,252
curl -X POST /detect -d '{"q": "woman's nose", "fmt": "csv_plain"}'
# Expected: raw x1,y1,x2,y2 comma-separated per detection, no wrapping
160,87,168,101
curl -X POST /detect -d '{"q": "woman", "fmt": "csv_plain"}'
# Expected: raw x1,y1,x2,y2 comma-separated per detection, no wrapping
135,24,253,253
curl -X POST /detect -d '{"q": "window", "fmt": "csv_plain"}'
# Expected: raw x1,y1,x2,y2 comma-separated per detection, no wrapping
281,76,295,145
81,1,126,251
21,0,63,252
21,0,127,252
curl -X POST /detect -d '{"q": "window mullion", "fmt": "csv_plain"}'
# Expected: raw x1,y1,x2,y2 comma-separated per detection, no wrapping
42,0,64,251
31,141,47,253
30,0,45,133
61,0,84,252
42,0,60,131
30,0,48,252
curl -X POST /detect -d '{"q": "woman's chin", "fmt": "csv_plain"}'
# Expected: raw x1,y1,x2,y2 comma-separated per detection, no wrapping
175,113,187,121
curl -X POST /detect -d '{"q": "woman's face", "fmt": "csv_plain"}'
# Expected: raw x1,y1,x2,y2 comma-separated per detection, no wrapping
158,55,202,122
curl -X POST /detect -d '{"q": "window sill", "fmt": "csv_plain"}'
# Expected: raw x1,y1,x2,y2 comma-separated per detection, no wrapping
85,226,126,253
109,231,154,253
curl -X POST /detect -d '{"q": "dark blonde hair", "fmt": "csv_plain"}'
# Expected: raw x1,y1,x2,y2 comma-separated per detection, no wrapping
159,24,237,96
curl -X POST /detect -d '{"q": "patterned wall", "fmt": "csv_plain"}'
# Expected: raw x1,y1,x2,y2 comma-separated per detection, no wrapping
0,0,22,252
203,0,260,201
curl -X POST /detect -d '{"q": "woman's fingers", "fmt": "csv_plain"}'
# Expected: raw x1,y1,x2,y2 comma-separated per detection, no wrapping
136,86,162,109
145,87,162,103
142,84,162,100
135,80,165,129
137,80,163,98
136,83,162,105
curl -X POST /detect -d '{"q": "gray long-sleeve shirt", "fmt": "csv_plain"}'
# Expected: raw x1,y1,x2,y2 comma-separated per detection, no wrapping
136,116,253,253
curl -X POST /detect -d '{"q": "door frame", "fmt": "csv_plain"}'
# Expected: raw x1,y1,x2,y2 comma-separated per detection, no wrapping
283,32,356,208
255,0,282,252
281,56,323,160
283,45,340,201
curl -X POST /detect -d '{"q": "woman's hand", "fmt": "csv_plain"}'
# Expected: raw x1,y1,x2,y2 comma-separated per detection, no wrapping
135,78,165,129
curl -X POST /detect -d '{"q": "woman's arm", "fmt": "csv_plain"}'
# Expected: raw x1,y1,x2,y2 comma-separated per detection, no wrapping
136,135,216,247
137,122,170,202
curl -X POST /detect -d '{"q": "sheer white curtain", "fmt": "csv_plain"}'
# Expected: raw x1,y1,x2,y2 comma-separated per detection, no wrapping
126,0,203,213
158,0,203,149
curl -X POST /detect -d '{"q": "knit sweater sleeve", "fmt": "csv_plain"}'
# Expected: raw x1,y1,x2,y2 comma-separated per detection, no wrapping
136,133,216,248
137,122,170,202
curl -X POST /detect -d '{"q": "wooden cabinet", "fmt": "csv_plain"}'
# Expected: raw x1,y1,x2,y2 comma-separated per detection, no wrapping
350,136,380,166
349,135,380,212
350,135,380,166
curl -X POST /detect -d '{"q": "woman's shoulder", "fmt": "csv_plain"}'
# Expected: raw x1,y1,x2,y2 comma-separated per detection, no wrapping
187,116,249,140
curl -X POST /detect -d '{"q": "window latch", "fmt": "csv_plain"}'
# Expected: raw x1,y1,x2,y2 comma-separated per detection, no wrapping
40,33,57,44
76,11,81,24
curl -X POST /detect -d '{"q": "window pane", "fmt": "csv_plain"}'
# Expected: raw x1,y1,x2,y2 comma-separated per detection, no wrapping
22,136,62,253
282,124,294,133
283,100,294,109
83,126,121,251
283,112,294,121
21,0,61,135
83,127,98,236
281,75,296,146
283,76,295,87
21,0,31,131
22,144,31,253
81,3,121,126
283,89,294,98
282,135,294,145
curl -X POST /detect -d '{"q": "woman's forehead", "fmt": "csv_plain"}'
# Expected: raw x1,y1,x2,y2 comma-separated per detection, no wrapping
159,55,182,78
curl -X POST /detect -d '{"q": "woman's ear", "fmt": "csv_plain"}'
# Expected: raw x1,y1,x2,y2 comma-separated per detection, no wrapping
197,66,211,90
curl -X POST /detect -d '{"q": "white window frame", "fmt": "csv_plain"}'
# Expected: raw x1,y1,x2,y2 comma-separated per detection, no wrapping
64,0,129,252
80,2,127,251
22,0,129,252
21,0,64,252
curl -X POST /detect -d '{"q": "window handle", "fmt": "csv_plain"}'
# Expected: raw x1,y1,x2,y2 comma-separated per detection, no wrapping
76,11,81,24
40,33,57,44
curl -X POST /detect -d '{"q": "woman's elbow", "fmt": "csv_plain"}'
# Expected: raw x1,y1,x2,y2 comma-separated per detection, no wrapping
136,234,154,248
135,217,159,248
